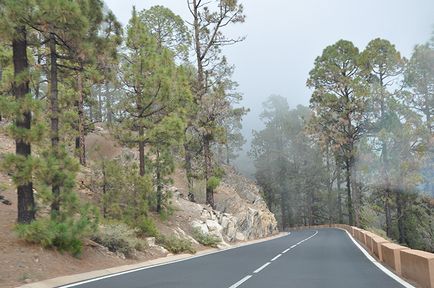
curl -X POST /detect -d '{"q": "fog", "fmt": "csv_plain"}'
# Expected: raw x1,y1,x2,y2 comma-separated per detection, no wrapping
105,0,434,175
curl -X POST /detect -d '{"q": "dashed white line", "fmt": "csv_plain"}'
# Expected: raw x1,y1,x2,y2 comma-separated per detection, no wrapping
228,275,252,288
227,230,319,288
253,262,271,273
271,254,282,261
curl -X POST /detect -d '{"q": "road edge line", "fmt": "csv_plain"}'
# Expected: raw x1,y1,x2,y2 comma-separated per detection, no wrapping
20,232,289,288
342,229,414,288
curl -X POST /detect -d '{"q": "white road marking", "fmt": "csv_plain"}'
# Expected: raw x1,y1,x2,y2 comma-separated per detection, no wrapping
271,254,282,261
253,262,271,273
59,233,291,288
343,230,414,288
228,275,252,288
226,230,319,288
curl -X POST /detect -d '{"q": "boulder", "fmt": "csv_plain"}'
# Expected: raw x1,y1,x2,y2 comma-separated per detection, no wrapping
191,220,209,234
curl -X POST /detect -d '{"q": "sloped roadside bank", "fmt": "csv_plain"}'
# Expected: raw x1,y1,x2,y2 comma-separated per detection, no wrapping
18,232,287,288
0,126,278,288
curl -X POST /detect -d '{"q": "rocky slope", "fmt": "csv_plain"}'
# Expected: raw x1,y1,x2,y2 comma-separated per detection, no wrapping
84,125,278,247
0,124,278,287
182,167,278,246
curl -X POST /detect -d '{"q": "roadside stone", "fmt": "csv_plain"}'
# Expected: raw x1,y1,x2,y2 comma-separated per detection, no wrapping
235,232,245,242
191,220,209,234
2,199,12,205
206,219,222,233
146,237,155,246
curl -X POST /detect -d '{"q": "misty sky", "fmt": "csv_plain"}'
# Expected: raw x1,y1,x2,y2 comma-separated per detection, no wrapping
105,0,434,143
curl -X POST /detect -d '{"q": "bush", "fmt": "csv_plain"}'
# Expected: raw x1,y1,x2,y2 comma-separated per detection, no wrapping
156,235,196,254
136,217,158,237
191,228,221,247
92,222,147,258
207,176,220,190
16,214,96,257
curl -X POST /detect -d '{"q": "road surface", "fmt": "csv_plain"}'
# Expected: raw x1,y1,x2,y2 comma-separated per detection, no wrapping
63,228,409,288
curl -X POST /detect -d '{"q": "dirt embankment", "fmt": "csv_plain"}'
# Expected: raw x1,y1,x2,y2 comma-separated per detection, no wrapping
0,124,277,288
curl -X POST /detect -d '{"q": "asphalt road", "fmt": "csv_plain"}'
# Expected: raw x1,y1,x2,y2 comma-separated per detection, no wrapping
64,228,408,288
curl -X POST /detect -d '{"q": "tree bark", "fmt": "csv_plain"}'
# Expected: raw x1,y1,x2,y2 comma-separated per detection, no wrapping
345,158,354,226
105,81,113,125
337,165,343,223
184,142,193,192
101,160,107,218
396,190,404,244
156,148,162,213
204,133,214,208
139,126,145,177
13,26,35,224
76,69,86,166
49,32,60,213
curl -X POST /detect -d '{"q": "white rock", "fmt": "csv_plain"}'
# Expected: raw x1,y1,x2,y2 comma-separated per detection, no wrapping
217,241,231,249
235,232,245,241
206,219,222,233
146,237,155,246
191,220,209,234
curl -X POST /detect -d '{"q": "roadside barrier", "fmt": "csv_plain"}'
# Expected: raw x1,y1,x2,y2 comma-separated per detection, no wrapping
286,224,434,288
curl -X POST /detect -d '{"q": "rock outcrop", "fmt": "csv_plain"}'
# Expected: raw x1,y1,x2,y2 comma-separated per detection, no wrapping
172,166,278,245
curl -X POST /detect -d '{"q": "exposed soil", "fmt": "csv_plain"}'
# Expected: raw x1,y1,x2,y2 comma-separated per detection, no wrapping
0,126,203,288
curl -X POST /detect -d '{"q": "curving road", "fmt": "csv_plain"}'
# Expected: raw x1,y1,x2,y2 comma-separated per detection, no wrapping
61,229,411,288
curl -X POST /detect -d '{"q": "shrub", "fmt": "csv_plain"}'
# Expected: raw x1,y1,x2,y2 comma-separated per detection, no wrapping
136,217,158,237
191,228,221,247
207,176,220,190
156,235,196,254
16,212,96,257
92,222,147,258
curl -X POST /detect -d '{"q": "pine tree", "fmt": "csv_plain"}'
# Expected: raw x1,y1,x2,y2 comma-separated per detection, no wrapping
360,38,404,237
117,7,191,182
0,0,38,223
307,40,369,226
187,0,245,208
31,0,89,214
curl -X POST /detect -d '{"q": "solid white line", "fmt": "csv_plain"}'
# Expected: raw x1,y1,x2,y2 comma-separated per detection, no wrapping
290,244,297,248
228,275,252,288
282,248,290,253
271,254,282,261
344,230,414,288
253,262,271,273
59,233,291,288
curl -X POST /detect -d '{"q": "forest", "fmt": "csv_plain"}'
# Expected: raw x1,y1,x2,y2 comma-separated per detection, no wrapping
0,0,246,256
0,0,433,258
251,38,434,252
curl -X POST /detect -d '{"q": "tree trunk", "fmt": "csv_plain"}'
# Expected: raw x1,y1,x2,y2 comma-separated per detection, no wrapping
345,158,354,226
13,26,35,224
225,142,230,165
396,190,404,244
76,69,86,166
97,92,103,122
156,148,162,213
139,126,145,177
336,160,343,223
204,134,214,208
102,160,107,218
280,191,287,230
105,81,113,125
49,32,60,214
184,142,193,192
326,147,333,224
379,86,392,237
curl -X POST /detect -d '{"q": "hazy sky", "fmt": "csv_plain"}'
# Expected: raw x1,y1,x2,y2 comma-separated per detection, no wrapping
105,0,434,142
